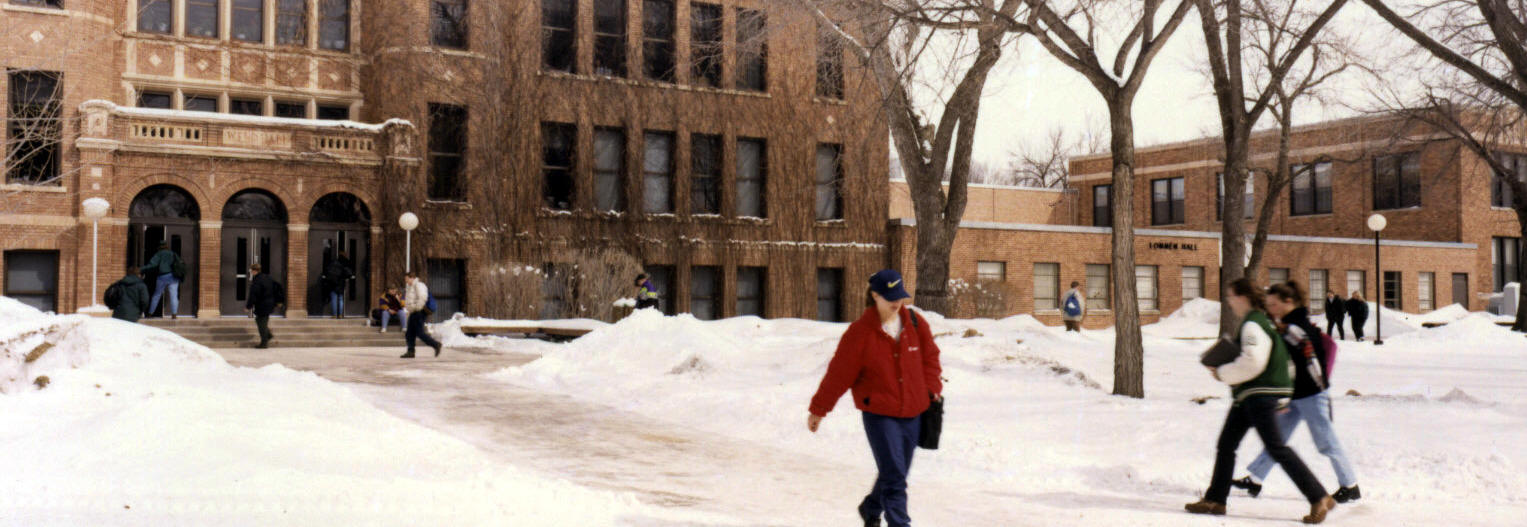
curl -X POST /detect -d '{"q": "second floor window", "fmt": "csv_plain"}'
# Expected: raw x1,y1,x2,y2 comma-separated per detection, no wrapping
276,0,308,45
187,0,220,38
543,0,576,73
1290,162,1333,216
691,134,721,214
736,138,767,218
594,0,627,76
232,0,263,42
1151,177,1185,225
642,0,675,82
816,28,844,99
643,131,675,213
1092,184,1111,227
1216,172,1254,221
274,101,306,118
229,98,263,115
1492,153,1526,208
690,3,722,87
431,0,469,49
1373,151,1421,210
428,104,468,201
7,70,62,185
319,0,349,51
542,122,577,209
736,8,767,92
594,128,626,212
138,91,173,109
815,144,843,221
138,0,173,34
183,94,218,112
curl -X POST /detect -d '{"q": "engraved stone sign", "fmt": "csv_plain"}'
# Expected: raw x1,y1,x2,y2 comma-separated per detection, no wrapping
222,128,293,150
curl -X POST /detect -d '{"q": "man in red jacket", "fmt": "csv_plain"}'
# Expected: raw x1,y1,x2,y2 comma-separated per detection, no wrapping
808,269,943,527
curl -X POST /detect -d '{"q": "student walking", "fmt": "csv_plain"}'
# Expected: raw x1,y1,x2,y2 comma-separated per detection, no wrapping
634,273,660,310
1062,281,1086,332
106,267,151,323
322,252,354,319
1186,278,1334,524
401,272,442,359
808,269,943,527
140,242,184,319
374,287,405,333
1345,292,1369,342
244,264,285,349
1323,291,1347,340
1233,281,1361,503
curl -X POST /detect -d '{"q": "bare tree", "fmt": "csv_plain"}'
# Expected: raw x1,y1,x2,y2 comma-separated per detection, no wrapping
1009,126,1101,188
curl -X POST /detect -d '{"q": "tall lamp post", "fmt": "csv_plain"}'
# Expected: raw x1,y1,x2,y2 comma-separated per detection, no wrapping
81,198,111,311
1368,213,1388,346
398,212,419,273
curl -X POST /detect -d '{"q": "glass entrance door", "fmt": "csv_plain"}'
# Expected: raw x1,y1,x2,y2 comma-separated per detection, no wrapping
220,225,286,315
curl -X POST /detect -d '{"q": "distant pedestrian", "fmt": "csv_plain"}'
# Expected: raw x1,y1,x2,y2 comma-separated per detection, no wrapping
106,266,151,323
244,263,285,349
1233,281,1361,504
808,269,943,527
1062,281,1086,332
1345,292,1369,342
140,242,184,319
374,287,405,333
401,272,442,359
1185,278,1334,524
634,273,660,311
322,251,354,319
1323,291,1346,340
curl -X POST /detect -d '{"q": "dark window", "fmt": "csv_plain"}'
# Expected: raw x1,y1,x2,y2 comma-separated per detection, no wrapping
232,0,263,42
644,264,675,314
4,250,59,313
137,0,173,34
137,91,173,109
1092,184,1111,227
736,138,767,218
642,0,675,82
1373,152,1421,210
816,268,843,322
276,0,309,45
1492,154,1526,208
594,127,626,212
642,131,674,213
316,105,349,120
187,0,219,38
426,258,466,316
594,0,626,76
1290,162,1333,216
736,8,767,91
815,144,843,221
431,0,469,49
1151,177,1185,225
1494,236,1521,292
737,266,766,317
183,94,218,112
7,70,61,185
1382,270,1402,310
691,134,721,215
428,104,468,201
690,265,720,320
690,3,722,87
542,122,577,210
542,0,576,73
274,101,306,118
10,1,64,9
1217,173,1254,220
229,98,263,115
816,27,844,99
319,0,349,50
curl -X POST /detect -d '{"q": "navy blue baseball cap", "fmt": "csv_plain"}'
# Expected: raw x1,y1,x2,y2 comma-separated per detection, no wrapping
868,269,911,301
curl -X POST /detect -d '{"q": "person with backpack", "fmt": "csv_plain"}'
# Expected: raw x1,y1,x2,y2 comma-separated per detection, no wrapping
1062,281,1086,332
1232,281,1361,504
634,273,660,311
1185,278,1334,524
140,242,184,319
401,272,442,359
1323,291,1346,340
244,263,285,349
321,251,355,319
807,269,943,527
1345,292,1369,342
106,266,151,323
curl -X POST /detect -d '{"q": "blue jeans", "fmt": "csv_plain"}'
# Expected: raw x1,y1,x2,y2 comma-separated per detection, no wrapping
380,309,405,331
329,290,344,317
149,274,179,316
860,412,921,527
1247,391,1358,487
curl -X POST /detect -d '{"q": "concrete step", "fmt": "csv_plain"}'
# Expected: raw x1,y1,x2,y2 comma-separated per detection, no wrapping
142,317,420,348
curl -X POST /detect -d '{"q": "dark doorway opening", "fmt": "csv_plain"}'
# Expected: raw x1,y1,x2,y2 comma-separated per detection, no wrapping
221,189,287,315
308,193,371,317
128,184,200,317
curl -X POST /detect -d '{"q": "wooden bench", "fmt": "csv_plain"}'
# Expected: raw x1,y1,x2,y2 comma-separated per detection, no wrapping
459,325,593,342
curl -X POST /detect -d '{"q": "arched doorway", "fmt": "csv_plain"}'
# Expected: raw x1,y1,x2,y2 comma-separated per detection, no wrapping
308,192,371,317
128,185,200,317
220,189,288,315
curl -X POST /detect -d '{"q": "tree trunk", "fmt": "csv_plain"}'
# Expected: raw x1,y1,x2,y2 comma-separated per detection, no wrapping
1108,103,1145,398
1218,137,1251,336
914,219,954,315
1516,206,1527,332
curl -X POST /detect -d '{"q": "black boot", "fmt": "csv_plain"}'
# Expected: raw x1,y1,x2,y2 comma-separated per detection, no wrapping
1332,485,1361,503
857,501,880,527
433,343,443,357
400,350,415,358
1231,476,1262,498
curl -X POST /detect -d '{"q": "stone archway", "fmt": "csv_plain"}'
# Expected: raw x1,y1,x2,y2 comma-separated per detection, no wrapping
128,184,201,317
220,189,288,315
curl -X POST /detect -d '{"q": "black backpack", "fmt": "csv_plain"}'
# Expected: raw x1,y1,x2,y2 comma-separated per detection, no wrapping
104,281,125,309
171,254,188,280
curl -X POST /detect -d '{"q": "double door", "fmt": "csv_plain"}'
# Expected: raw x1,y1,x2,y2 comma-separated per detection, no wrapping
221,224,286,315
127,222,198,317
308,227,370,317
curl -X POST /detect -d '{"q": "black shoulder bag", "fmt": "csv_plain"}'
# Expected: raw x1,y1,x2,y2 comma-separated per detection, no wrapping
910,311,944,450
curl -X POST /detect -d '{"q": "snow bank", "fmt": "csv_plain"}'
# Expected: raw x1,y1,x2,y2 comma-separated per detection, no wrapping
0,298,89,394
513,309,750,384
1395,312,1523,347
1143,297,1223,338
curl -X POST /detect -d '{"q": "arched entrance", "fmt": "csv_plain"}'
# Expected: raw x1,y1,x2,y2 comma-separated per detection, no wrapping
220,189,288,315
308,192,372,317
128,185,200,317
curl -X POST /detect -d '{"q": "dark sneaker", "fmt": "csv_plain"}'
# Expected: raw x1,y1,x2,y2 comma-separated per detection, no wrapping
1232,476,1263,498
1332,485,1361,503
400,351,415,359
433,344,443,357
857,502,880,527
1303,495,1336,524
1184,500,1226,515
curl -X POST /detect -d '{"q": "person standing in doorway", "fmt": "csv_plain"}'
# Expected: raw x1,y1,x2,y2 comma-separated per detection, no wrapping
322,251,354,319
245,263,285,349
634,273,660,311
808,269,943,527
1062,281,1086,332
107,266,151,323
1323,291,1346,340
401,272,442,359
140,242,182,319
1345,292,1369,342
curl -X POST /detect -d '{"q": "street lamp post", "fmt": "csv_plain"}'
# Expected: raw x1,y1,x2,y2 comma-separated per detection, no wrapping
1368,213,1388,346
398,212,419,273
81,198,111,310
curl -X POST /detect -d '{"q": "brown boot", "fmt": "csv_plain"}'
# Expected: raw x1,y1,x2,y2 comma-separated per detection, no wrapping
1303,495,1336,524
1184,500,1226,515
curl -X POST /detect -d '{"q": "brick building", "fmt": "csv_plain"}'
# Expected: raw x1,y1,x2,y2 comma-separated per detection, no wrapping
1,0,889,321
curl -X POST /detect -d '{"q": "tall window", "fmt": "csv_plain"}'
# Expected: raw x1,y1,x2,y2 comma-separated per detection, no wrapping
431,0,469,49
232,0,263,42
689,266,721,320
643,131,675,213
1309,269,1328,312
1092,184,1112,227
276,0,308,45
229,98,263,116
815,144,843,221
1419,272,1435,312
691,134,721,215
594,0,627,76
1374,151,1422,210
1347,270,1366,298
736,8,767,92
543,0,577,72
1269,268,1289,286
736,138,767,218
1382,271,1402,310
816,27,844,99
1136,265,1158,311
1492,154,1527,208
690,3,722,87
1217,173,1254,220
542,122,577,210
4,250,59,313
1182,266,1204,301
1033,263,1059,310
138,0,173,34
1086,264,1110,310
737,267,766,317
1290,162,1333,216
594,128,626,212
7,71,61,185
1151,177,1185,225
138,91,173,109
427,104,468,202
319,0,350,50
642,0,675,82
816,268,843,322
1493,236,1521,292
187,0,220,38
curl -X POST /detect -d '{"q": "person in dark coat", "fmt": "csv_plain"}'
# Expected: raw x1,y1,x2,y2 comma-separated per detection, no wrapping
1323,291,1346,340
1345,292,1369,342
321,252,354,319
140,242,181,319
109,267,151,323
245,263,285,349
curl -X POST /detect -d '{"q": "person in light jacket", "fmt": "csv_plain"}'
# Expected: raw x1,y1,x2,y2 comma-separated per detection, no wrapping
401,272,442,358
1323,291,1346,340
1062,281,1086,332
1186,278,1335,524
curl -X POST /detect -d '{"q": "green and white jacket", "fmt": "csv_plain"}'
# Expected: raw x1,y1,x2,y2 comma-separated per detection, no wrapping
1214,310,1294,405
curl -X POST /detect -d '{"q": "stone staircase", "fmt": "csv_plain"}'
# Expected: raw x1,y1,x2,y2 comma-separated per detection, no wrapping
141,317,406,349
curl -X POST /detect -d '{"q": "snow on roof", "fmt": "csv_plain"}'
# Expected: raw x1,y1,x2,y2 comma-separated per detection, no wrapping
79,99,413,132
